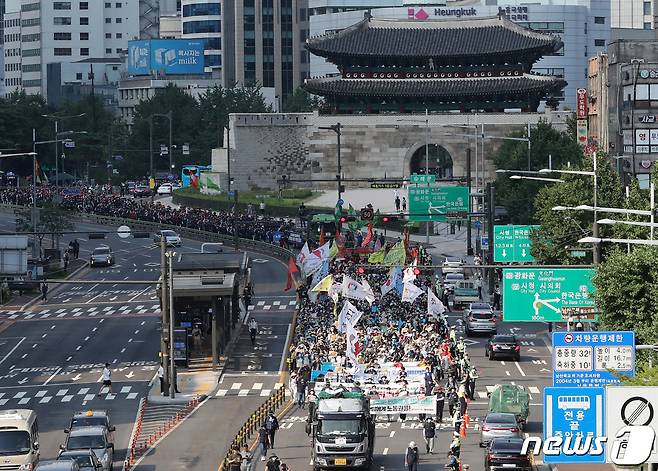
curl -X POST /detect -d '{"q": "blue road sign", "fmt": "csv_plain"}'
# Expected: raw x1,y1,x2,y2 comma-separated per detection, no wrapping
544,387,606,463
337,198,344,206
481,235,489,249
552,331,635,387
474,220,482,229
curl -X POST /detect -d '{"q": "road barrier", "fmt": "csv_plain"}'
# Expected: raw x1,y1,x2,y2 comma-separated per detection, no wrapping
219,386,288,471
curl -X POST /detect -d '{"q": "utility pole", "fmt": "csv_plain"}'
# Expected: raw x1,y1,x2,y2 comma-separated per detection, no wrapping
168,110,173,176
168,251,176,399
160,238,170,395
149,117,154,180
31,129,38,259
319,123,342,201
487,182,495,294
466,147,473,255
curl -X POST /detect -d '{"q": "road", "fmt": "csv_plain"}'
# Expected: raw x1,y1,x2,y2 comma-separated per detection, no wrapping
0,210,289,470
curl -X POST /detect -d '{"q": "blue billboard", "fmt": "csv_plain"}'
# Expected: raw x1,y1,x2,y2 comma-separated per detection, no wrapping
128,39,205,75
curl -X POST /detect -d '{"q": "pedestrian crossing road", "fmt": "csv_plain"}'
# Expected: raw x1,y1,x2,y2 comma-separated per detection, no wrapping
248,299,297,311
0,384,142,407
0,304,161,320
215,378,285,399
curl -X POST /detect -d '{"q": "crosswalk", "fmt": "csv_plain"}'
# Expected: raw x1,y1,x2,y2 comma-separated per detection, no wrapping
0,304,161,320
248,300,297,311
215,381,284,398
0,385,141,406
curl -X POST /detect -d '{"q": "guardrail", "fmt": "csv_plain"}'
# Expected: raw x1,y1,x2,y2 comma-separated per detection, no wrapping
219,386,288,470
0,204,296,264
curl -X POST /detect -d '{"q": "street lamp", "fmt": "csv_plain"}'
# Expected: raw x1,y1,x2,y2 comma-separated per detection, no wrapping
578,236,658,246
148,111,173,180
509,175,564,183
165,250,177,399
318,123,342,202
42,113,86,190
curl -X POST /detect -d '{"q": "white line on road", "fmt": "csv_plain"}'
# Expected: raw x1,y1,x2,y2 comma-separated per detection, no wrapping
134,330,139,335
120,348,126,353
128,338,133,343
84,336,90,342
500,361,506,366
66,356,72,361
99,319,104,323
140,321,145,326
128,286,151,302
514,361,526,377
43,367,62,386
32,344,37,349
86,283,99,293
21,354,27,359
41,334,47,339
50,325,56,330
0,338,25,365
92,327,98,332
279,323,293,373
389,431,395,438
75,346,81,351
505,371,510,376
383,448,389,456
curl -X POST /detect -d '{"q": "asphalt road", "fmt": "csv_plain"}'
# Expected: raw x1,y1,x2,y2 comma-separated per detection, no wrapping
0,210,290,470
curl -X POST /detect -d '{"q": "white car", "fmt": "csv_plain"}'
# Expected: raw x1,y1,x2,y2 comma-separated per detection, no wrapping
443,272,465,291
153,230,181,247
442,256,465,274
157,183,173,195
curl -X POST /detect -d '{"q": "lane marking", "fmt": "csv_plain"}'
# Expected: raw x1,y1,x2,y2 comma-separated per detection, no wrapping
505,371,510,376
389,431,395,438
514,361,526,377
0,337,25,365
43,367,62,386
383,448,389,455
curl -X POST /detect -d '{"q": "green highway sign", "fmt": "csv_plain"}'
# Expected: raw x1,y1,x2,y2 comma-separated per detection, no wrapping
502,268,598,322
570,250,587,258
493,225,539,262
410,174,436,184
408,186,469,222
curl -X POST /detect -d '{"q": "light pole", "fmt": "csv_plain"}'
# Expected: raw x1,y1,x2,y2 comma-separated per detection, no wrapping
319,123,342,201
166,250,176,398
148,111,173,180
42,113,86,191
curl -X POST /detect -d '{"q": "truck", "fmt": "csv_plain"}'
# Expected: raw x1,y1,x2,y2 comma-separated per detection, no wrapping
311,391,375,471
453,279,480,309
0,235,28,277
487,384,530,429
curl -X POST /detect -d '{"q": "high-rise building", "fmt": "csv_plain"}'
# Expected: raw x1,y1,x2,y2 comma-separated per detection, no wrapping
180,0,221,74
3,0,139,98
140,0,179,39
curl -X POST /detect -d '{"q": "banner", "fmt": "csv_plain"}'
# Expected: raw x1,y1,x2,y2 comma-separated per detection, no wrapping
328,282,341,303
368,247,386,264
369,395,437,414
337,300,362,333
361,278,376,305
342,276,370,301
345,323,360,364
381,266,402,297
402,282,423,303
383,241,406,266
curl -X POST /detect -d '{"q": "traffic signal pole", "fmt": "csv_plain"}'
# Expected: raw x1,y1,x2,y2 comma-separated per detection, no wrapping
466,147,473,255
487,183,496,295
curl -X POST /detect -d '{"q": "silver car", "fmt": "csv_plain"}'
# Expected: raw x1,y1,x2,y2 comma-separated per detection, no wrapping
153,230,181,247
442,257,465,274
443,272,465,291
61,426,113,471
480,413,522,447
58,450,102,471
464,309,497,336
89,247,114,267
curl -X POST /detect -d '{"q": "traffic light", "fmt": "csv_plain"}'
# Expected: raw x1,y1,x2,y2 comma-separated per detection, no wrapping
357,267,365,275
338,215,356,223
413,267,421,276
381,215,398,223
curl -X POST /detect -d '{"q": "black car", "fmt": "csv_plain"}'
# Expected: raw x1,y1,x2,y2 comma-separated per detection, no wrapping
485,335,521,361
132,185,151,197
485,437,532,471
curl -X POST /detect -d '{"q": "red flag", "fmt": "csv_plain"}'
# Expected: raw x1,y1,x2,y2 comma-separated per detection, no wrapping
319,229,325,247
284,256,299,291
361,223,373,247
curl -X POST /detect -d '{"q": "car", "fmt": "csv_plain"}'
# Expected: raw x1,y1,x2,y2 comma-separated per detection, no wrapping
480,412,522,447
65,410,115,445
464,308,497,336
157,183,173,195
60,426,113,471
485,335,521,361
153,230,181,247
443,272,465,291
485,437,532,471
132,185,151,197
89,246,114,267
58,450,103,471
442,256,465,274
36,460,80,471
171,183,181,191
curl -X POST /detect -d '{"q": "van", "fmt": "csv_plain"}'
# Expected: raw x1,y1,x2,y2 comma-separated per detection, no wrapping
0,409,39,470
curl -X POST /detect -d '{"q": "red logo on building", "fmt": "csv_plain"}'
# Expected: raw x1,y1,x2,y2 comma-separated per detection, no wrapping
576,88,588,119
408,8,429,20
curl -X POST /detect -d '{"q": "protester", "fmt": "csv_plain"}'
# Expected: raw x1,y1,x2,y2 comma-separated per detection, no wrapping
404,442,419,471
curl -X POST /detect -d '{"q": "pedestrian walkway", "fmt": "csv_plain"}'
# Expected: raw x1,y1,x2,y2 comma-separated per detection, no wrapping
0,303,161,320
214,378,284,398
0,384,142,407
248,299,297,311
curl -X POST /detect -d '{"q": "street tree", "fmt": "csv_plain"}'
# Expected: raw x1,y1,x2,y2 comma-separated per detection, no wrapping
493,119,583,224
531,152,623,264
15,203,74,253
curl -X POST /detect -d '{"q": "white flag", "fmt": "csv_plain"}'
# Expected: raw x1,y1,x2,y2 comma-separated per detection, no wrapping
345,323,360,365
361,278,376,305
337,300,362,333
381,267,401,297
303,241,332,276
403,266,416,283
341,275,369,301
296,242,310,268
328,282,341,304
401,282,424,304
427,287,446,317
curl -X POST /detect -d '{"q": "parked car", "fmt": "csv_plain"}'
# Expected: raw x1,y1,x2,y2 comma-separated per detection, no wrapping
89,246,114,267
485,335,521,361
464,308,497,336
58,450,103,471
36,460,80,471
442,256,465,274
132,185,151,197
60,426,113,471
480,412,522,447
153,230,181,247
485,437,532,471
157,183,173,195
65,410,115,445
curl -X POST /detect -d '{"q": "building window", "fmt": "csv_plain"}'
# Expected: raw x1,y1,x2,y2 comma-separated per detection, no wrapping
54,48,72,56
80,17,89,25
116,48,123,53
21,2,40,12
106,48,112,54
182,3,221,17
54,17,72,25
105,32,111,38
105,2,111,6
22,64,41,73
644,1,652,15
116,32,122,38
54,2,71,10
76,73,83,80
105,18,111,23
23,79,41,87
182,19,220,34
594,39,605,47
116,18,122,23
53,32,72,40
80,32,89,40
116,2,122,7
80,47,89,56
22,48,40,57
21,18,40,27
80,1,88,9
645,22,652,29
21,33,40,42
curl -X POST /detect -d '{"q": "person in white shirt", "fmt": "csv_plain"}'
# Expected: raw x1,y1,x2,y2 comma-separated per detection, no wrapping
99,363,112,396
249,318,258,346
158,363,165,396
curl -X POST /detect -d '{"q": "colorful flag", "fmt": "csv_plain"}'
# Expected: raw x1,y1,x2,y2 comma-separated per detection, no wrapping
427,287,446,317
310,259,329,290
341,276,370,302
328,282,341,304
284,257,299,291
368,247,386,264
305,241,331,276
345,322,360,364
373,238,382,252
361,223,373,247
296,242,310,268
360,278,376,305
311,273,333,292
403,264,417,283
337,300,362,333
401,282,423,303
329,240,338,259
383,241,406,266
381,266,401,297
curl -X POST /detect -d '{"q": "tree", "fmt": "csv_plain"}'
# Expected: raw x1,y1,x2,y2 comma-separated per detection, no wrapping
493,120,584,224
15,203,73,254
531,153,623,264
284,87,322,112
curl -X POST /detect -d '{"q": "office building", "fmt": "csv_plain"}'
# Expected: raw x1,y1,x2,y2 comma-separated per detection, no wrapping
159,13,181,38
307,0,610,109
180,0,221,74
140,0,180,39
3,0,139,99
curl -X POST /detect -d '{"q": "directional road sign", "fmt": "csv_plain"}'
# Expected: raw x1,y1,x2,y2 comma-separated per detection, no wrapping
552,331,635,387
493,225,539,262
408,186,469,222
502,268,597,322
606,386,658,463
410,174,436,184
544,386,606,463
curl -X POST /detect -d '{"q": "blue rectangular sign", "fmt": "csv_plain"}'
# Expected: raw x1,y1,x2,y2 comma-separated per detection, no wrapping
128,39,205,75
552,331,635,387
543,387,605,463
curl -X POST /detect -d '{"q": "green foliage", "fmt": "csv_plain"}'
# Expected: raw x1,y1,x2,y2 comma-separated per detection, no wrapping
531,153,623,264
15,203,73,249
493,119,584,224
284,87,322,112
594,246,658,344
619,365,658,385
